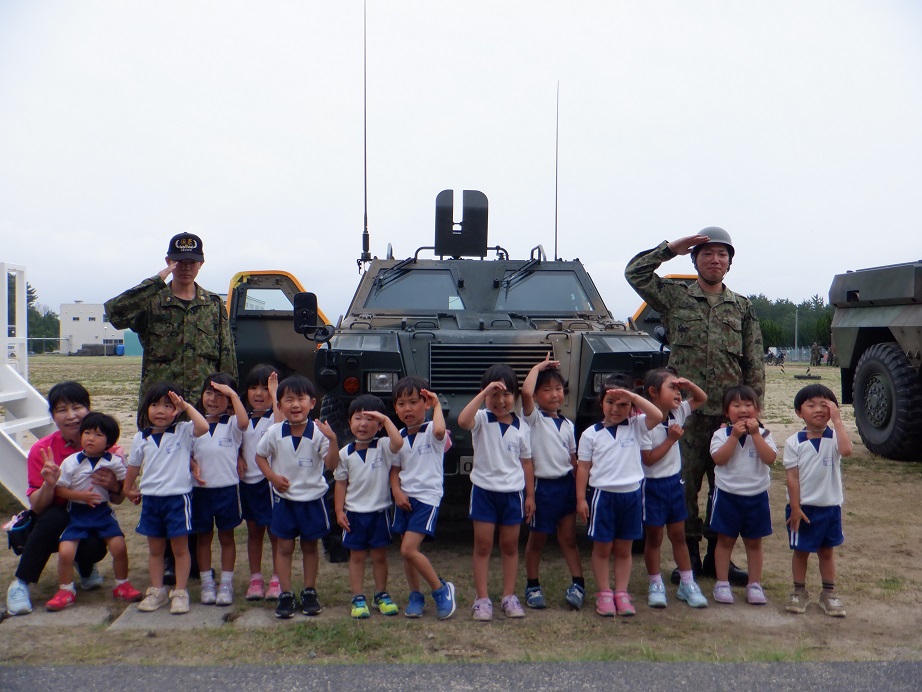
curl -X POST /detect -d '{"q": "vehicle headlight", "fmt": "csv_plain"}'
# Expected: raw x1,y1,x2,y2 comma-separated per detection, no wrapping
593,372,616,394
367,372,398,393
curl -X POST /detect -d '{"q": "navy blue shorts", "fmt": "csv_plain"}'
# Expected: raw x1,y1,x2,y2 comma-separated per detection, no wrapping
239,478,273,527
136,493,193,539
529,473,576,534
786,504,843,552
61,502,123,541
271,496,331,541
391,497,440,537
588,487,643,542
342,509,392,550
710,488,772,540
192,485,243,533
641,474,688,528
469,485,524,526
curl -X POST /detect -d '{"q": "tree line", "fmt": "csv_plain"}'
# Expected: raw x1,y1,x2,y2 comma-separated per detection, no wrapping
7,275,60,354
748,293,834,350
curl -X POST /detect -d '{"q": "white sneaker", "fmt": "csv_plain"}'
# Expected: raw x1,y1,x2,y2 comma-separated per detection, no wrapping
137,586,169,612
7,579,32,615
80,565,104,590
170,588,190,614
216,581,233,606
200,580,216,605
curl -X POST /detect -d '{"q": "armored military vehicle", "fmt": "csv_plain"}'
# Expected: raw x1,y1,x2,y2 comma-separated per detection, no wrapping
829,261,922,460
282,189,669,507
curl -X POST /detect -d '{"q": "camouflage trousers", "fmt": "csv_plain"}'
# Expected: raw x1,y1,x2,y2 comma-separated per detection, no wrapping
679,411,725,543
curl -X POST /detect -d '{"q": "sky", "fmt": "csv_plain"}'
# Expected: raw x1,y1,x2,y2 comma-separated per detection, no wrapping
2,1,921,325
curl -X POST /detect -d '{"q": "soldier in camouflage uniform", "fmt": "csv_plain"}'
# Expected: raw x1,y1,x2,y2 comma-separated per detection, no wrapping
625,228,764,586
105,232,237,404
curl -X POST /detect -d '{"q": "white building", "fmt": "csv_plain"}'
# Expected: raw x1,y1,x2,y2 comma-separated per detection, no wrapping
59,302,125,355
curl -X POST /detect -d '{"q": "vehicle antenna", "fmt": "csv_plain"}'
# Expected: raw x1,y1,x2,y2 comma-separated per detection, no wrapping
554,81,559,262
358,0,372,272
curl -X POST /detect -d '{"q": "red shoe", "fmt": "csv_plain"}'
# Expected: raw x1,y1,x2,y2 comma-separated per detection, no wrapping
46,589,77,612
113,581,143,602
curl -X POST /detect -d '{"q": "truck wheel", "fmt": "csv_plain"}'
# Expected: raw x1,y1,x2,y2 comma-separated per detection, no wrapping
852,342,922,460
319,395,354,446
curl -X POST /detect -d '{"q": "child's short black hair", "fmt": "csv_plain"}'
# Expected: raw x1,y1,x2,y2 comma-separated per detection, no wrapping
598,373,635,406
196,372,238,415
79,411,120,448
138,382,182,430
794,383,839,411
348,394,386,418
722,385,760,413
47,381,91,413
642,367,678,401
244,364,280,391
392,376,429,400
535,368,567,391
480,364,519,397
276,375,316,401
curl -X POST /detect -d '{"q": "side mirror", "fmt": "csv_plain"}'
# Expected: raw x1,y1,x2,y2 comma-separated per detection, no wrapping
293,292,319,334
653,325,669,348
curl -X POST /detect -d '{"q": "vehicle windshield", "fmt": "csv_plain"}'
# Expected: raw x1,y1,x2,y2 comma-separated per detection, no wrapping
363,269,464,311
495,270,594,312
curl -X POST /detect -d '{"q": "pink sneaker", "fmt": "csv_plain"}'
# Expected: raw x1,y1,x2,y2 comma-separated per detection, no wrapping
614,591,635,617
746,582,767,605
245,577,265,601
595,590,615,617
265,575,282,601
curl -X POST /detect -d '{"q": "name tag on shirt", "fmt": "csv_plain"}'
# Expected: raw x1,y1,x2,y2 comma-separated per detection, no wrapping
748,449,758,458
415,443,433,456
822,455,833,467
620,439,636,449
297,457,314,468
217,438,235,448
506,441,520,455
165,442,183,455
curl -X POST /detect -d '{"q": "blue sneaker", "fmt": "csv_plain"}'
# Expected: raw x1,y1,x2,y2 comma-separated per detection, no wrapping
525,585,547,609
432,579,456,620
405,591,425,618
648,581,667,608
677,580,708,608
7,579,32,615
565,582,585,610
80,565,104,591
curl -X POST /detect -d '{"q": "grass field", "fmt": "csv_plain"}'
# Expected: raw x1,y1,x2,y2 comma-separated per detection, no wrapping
1,356,921,664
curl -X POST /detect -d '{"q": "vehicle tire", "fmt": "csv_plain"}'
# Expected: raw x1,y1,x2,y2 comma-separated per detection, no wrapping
319,395,354,446
852,342,922,460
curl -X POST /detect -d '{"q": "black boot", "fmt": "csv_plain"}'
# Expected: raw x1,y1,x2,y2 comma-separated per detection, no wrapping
671,538,702,584
701,538,749,586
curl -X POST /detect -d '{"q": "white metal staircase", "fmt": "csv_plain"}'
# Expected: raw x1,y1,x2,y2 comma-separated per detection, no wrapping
1,263,55,507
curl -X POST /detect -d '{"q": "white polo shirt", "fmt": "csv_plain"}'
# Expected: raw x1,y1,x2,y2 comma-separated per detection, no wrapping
577,415,650,492
390,422,448,507
192,415,243,489
644,400,692,479
57,451,127,504
333,438,392,513
523,408,576,479
783,427,844,506
256,420,330,502
710,425,777,496
469,409,531,493
240,410,274,484
128,421,195,496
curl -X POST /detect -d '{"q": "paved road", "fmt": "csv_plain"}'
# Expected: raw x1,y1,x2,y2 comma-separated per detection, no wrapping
2,662,920,691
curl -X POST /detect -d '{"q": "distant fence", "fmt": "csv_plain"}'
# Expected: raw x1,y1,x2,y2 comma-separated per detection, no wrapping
767,347,835,364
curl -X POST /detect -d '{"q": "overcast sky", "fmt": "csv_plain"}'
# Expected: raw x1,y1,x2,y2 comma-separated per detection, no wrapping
2,1,920,324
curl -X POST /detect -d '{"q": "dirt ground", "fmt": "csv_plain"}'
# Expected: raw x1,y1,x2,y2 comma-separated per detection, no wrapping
1,356,920,664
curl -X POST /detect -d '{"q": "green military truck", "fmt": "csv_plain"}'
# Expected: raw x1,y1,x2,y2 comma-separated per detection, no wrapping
229,190,669,509
829,261,922,460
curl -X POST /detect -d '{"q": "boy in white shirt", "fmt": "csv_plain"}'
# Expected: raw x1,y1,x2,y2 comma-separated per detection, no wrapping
783,384,853,617
389,376,456,620
255,375,339,618
333,395,403,619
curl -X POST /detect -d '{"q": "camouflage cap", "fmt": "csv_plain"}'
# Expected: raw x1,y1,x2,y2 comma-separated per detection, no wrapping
166,232,205,262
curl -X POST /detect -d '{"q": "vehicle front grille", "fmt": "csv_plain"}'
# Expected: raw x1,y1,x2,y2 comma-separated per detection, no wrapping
429,343,552,392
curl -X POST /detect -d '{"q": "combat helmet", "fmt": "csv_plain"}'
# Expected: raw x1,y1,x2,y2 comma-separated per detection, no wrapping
690,226,735,264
